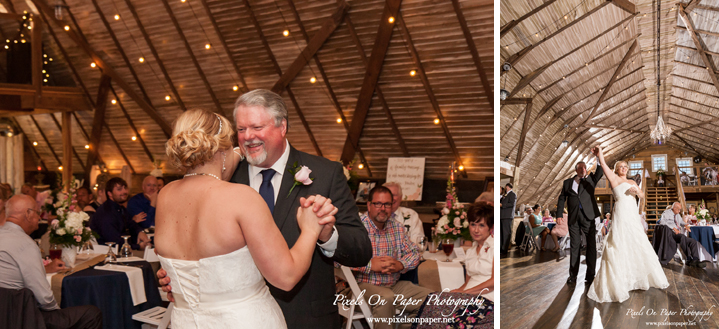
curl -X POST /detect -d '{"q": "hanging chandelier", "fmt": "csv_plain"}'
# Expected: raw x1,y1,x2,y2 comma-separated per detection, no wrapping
650,0,671,145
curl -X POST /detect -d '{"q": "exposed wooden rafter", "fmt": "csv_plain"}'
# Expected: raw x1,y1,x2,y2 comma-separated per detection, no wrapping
86,74,111,180
678,6,719,102
271,1,349,95
514,101,533,171
12,118,47,171
48,113,85,172
607,0,636,14
340,0,402,165
509,62,551,98
683,0,702,12
451,0,493,107
584,40,638,123
29,115,61,165
500,0,557,37
198,0,249,92
110,86,155,163
33,2,173,137
500,94,561,141
242,0,324,158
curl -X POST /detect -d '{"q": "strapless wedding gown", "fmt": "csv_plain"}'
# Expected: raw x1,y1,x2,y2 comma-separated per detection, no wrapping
587,182,669,303
158,246,287,328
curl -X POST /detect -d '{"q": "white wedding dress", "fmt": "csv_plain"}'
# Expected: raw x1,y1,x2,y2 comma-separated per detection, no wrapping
158,246,287,328
587,182,669,303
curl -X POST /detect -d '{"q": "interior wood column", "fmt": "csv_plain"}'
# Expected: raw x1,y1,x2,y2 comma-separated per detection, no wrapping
62,112,72,191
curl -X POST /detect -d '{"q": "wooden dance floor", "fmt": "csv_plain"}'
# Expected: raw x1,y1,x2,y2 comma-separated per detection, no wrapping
500,249,719,328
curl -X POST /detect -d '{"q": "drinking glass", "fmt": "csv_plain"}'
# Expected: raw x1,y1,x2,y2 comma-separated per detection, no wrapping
441,239,455,262
415,236,427,260
105,242,117,263
120,235,133,258
79,240,94,255
49,244,62,260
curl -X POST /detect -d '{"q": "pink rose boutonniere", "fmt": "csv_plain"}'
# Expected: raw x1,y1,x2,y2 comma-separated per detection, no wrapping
287,162,313,197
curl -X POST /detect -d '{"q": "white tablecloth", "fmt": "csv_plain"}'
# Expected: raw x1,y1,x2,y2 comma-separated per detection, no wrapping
423,251,465,290
94,264,147,306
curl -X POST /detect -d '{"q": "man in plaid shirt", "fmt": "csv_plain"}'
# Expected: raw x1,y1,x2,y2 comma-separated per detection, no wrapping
349,186,432,328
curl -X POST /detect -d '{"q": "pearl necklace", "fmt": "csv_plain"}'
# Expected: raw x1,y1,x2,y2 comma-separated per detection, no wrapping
184,172,222,181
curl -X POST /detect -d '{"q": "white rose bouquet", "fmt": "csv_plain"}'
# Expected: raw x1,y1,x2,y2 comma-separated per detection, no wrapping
435,178,470,241
695,200,711,225
47,178,97,247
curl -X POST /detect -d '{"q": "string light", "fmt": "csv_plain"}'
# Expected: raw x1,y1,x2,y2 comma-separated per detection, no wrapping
358,163,364,169
336,118,342,123
181,0,186,2
310,77,316,83
283,30,289,37
458,165,464,171
410,70,416,76
90,62,96,68
64,25,70,31
33,141,38,146
37,166,42,171
84,145,90,149
114,14,120,20
232,85,239,91
131,136,137,141
434,118,440,124
388,16,395,23
58,166,63,171
111,99,117,104
205,43,211,49
139,57,145,63
165,95,171,101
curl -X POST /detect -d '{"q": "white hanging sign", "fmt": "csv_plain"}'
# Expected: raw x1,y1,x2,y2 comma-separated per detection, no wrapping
386,157,425,201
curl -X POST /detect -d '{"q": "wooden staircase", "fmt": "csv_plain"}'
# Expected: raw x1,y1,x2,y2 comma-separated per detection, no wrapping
645,187,677,239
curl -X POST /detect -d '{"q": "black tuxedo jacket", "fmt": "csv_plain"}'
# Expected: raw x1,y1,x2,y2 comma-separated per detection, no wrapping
231,145,372,329
556,165,603,226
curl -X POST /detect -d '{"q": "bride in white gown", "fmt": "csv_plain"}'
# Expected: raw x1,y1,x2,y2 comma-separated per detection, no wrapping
587,146,669,303
153,109,334,328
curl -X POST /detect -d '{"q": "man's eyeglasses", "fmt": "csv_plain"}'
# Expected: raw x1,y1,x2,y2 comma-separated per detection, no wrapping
370,202,392,209
26,208,41,216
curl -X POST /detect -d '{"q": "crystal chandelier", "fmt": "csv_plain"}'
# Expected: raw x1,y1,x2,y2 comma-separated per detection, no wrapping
650,115,672,145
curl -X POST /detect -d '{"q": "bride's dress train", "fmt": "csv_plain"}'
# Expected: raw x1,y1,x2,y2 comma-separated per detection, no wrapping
587,182,669,303
158,246,287,328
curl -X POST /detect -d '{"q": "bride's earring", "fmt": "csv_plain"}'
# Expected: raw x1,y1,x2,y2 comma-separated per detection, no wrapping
222,152,226,173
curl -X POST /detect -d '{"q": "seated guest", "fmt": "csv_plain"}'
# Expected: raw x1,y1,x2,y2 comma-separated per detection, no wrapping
541,209,553,223
529,204,550,250
349,186,432,329
0,195,102,328
0,183,12,225
684,204,697,225
90,177,152,250
548,209,568,252
127,176,158,229
21,183,51,219
383,182,423,243
156,177,165,191
76,186,97,217
660,202,706,268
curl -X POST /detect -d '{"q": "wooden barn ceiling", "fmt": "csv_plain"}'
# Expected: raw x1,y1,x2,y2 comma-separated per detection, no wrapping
0,0,492,180
501,0,719,205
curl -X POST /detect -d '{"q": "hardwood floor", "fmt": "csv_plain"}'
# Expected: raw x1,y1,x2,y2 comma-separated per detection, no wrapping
500,248,719,329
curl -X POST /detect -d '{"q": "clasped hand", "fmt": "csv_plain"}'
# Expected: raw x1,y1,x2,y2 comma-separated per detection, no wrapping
370,256,404,274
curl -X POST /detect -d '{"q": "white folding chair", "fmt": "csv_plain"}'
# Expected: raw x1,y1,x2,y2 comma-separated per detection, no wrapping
558,235,570,251
335,266,374,329
133,303,173,329
519,221,538,253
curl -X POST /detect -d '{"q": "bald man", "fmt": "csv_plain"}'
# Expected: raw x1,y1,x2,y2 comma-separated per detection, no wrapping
0,195,102,328
127,175,159,229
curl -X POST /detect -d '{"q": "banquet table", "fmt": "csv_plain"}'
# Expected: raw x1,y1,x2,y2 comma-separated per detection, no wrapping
418,249,466,292
688,225,718,262
48,254,162,329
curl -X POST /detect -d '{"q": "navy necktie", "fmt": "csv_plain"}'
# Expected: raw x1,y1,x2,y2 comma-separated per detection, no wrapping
259,169,276,213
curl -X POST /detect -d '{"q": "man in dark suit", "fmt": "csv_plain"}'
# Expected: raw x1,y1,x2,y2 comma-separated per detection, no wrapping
556,161,603,285
159,89,372,329
500,183,516,255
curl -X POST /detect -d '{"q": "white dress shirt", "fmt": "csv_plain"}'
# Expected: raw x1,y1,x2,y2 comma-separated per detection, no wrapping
464,235,494,301
247,140,338,256
391,206,424,243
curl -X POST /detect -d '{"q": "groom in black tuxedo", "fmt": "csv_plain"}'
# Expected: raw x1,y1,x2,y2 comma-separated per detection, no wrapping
556,160,603,285
230,90,373,328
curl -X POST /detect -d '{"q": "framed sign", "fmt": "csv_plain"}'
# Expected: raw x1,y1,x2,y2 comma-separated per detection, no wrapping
386,157,425,201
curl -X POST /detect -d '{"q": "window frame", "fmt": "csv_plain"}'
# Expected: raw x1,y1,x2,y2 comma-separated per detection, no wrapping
651,154,668,172
629,160,643,177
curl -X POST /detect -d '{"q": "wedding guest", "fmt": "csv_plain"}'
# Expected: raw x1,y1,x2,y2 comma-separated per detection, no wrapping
383,182,423,243
0,183,12,225
685,204,697,225
76,186,97,216
659,202,705,268
21,183,51,219
475,191,493,205
542,209,553,223
350,186,431,329
89,177,152,250
127,176,158,228
155,177,166,191
548,209,568,252
529,204,550,250
500,183,516,255
0,195,102,328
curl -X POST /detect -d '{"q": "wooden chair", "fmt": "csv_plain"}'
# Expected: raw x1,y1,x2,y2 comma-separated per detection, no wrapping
132,303,173,329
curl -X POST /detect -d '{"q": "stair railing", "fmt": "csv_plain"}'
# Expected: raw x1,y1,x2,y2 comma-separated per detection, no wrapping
673,166,687,213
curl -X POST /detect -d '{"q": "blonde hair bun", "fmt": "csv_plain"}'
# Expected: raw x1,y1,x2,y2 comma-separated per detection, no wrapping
166,109,234,170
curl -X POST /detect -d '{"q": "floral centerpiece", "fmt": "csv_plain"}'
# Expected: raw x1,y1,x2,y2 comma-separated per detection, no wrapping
44,177,96,267
695,200,711,225
435,179,470,241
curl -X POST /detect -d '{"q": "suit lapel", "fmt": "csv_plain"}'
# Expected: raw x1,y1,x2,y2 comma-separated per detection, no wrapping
231,160,250,185
273,147,302,230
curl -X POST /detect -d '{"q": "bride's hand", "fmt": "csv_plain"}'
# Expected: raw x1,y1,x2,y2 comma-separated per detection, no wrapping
296,200,324,236
626,186,638,195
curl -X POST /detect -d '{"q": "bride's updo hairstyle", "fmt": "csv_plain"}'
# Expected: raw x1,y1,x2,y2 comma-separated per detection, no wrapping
166,109,235,170
613,161,628,174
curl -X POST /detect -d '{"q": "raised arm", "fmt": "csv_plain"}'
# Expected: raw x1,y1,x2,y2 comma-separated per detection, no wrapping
593,146,621,188
238,188,323,291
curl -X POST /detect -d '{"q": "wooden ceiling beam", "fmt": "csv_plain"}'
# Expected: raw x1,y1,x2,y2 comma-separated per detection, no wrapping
502,1,610,71
676,44,719,58
672,74,719,97
678,6,719,104
33,2,173,137
500,98,531,105
340,0,402,165
668,101,719,121
509,62,551,98
683,0,702,12
271,1,349,95
676,25,719,39
159,0,223,115
674,60,719,75
584,39,638,123
119,0,187,116
500,0,557,37
536,35,640,95
86,74,111,179
111,86,154,163
198,0,249,92
12,118,47,171
583,124,644,133
395,13,466,177
583,91,647,125
451,0,492,108
242,0,324,159
608,0,636,14
501,94,562,141
49,113,86,172
104,122,135,174
520,133,590,201
674,133,718,164
514,101,533,169
90,0,153,105
338,15,407,159
28,115,61,166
